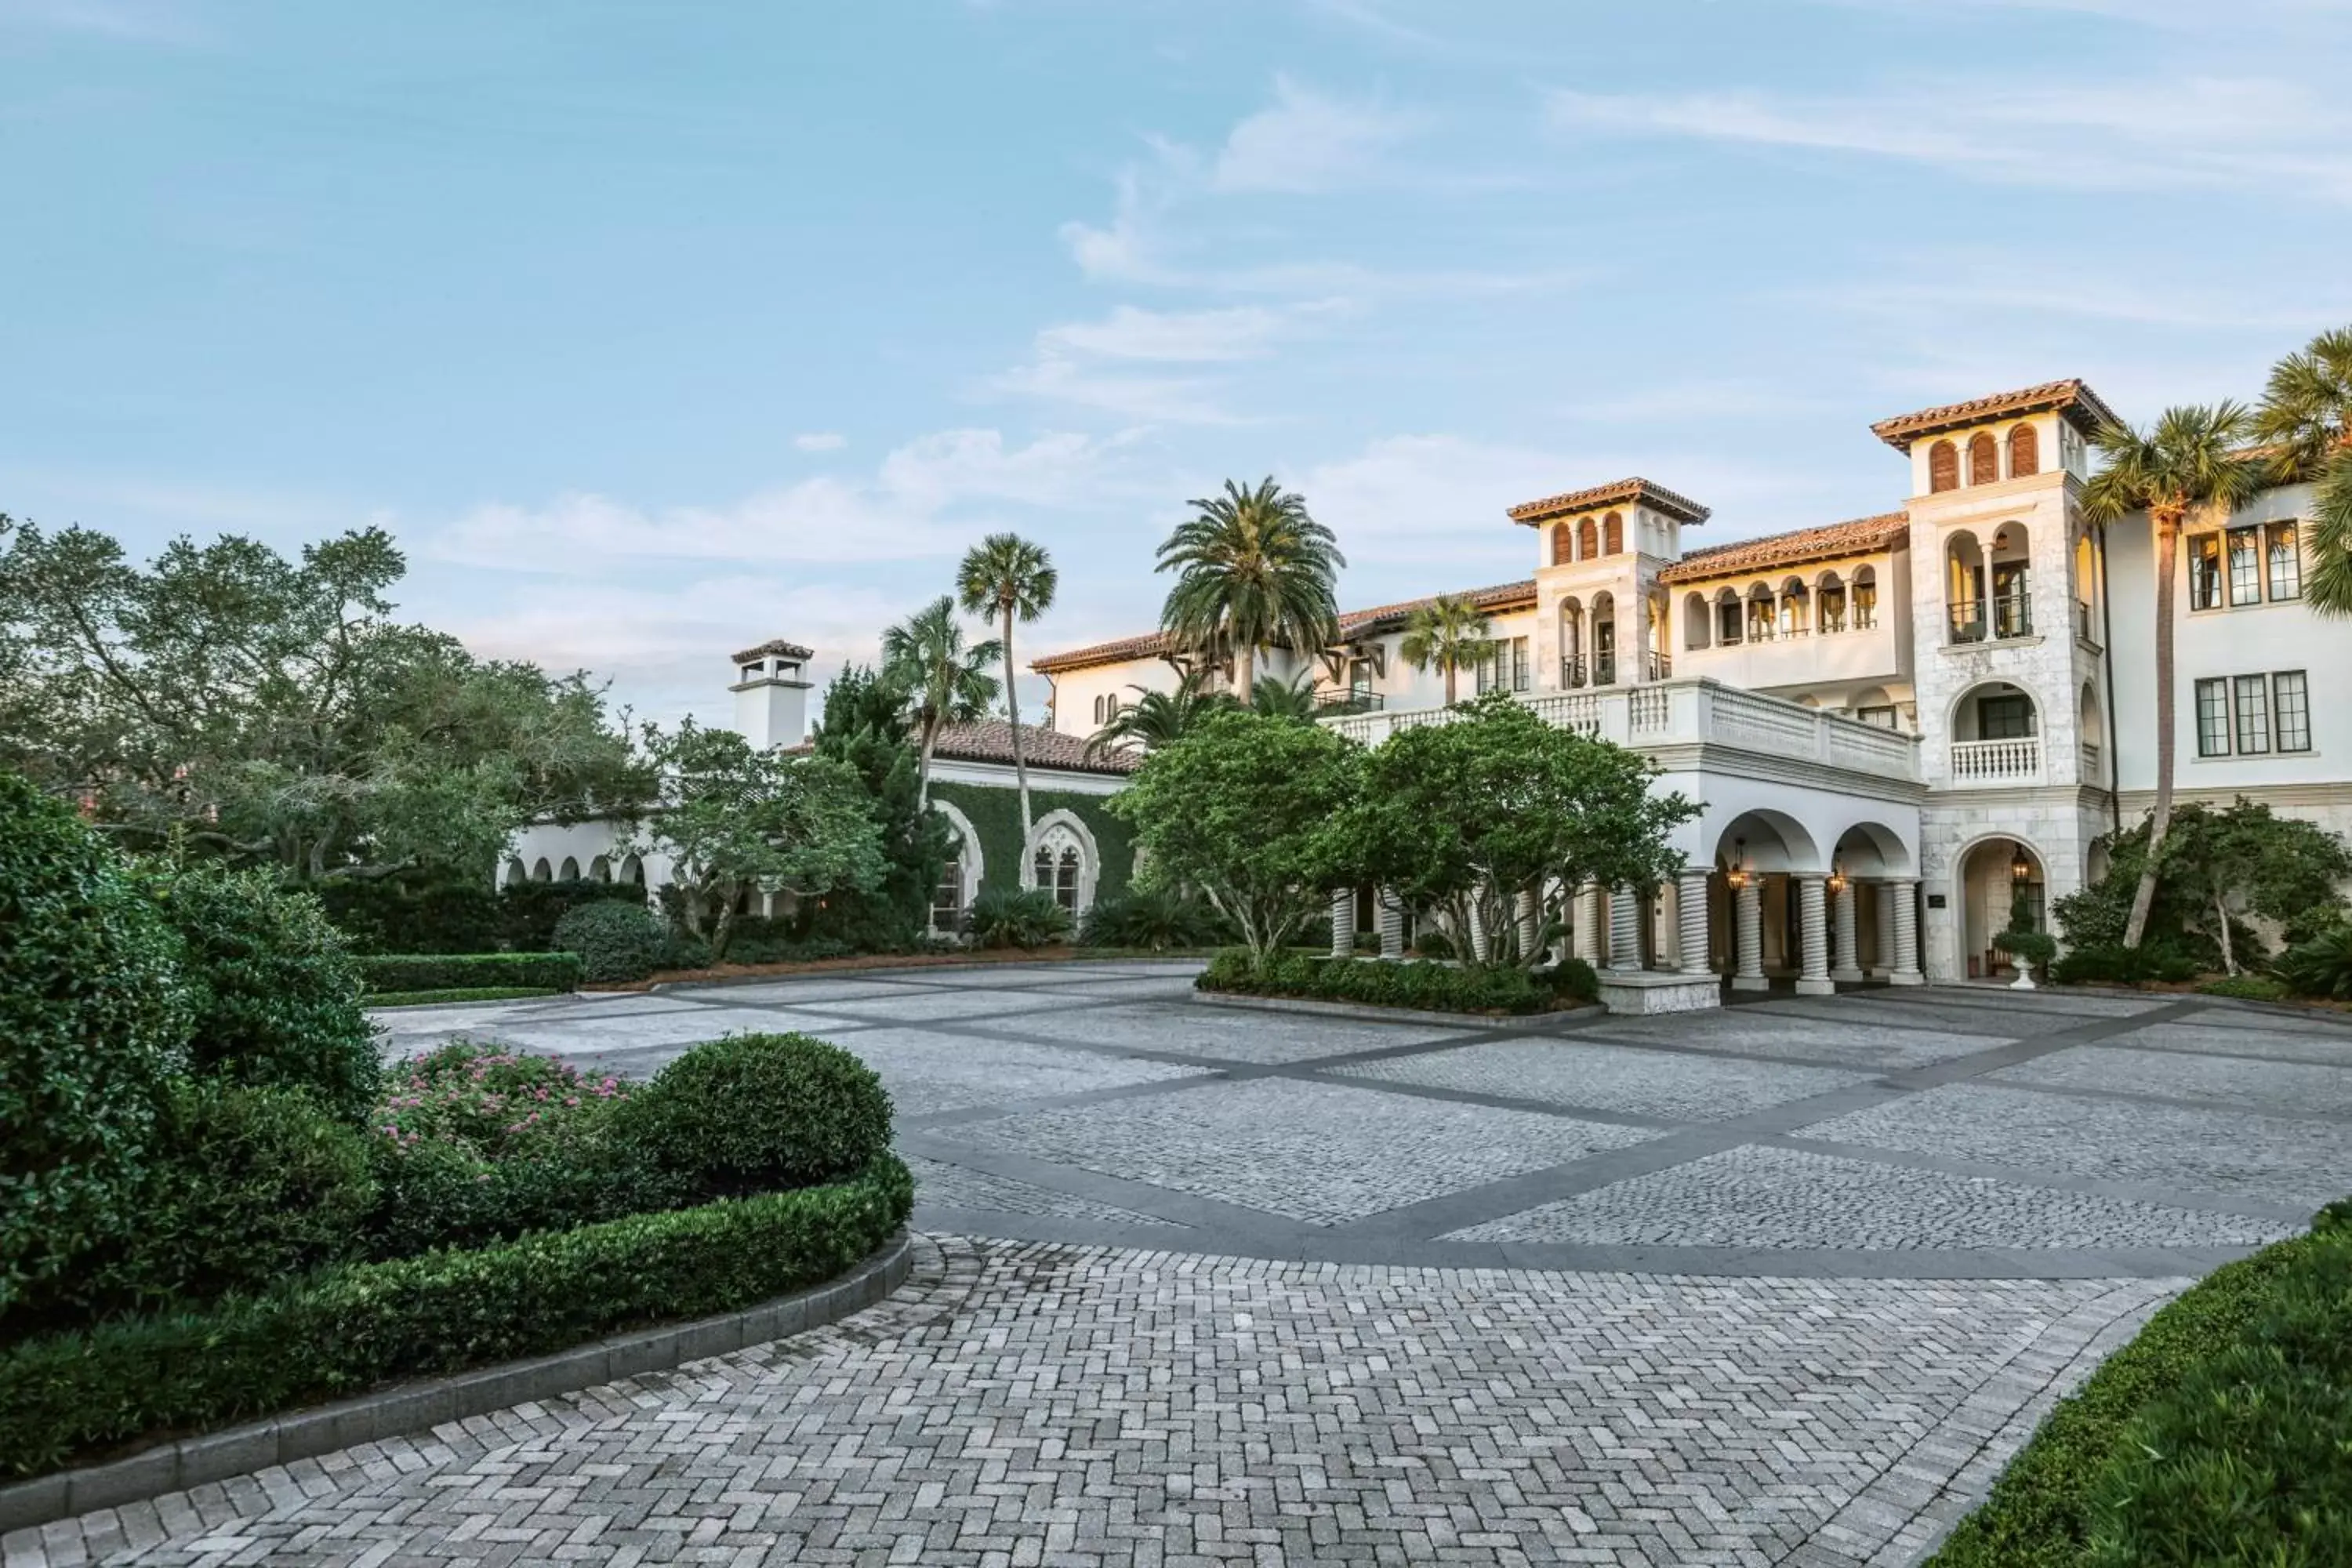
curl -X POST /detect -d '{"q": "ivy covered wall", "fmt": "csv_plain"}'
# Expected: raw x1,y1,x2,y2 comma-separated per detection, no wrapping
927,780,1136,902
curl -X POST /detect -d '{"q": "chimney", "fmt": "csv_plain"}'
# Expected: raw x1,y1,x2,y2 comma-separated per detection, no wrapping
729,639,815,750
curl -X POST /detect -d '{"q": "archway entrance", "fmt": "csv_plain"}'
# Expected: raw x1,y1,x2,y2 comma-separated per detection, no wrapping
1712,809,1823,989
1958,837,2045,980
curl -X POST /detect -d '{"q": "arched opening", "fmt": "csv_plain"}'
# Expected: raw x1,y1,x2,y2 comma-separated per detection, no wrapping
1589,591,1617,684
1950,681,2042,782
1559,597,1587,686
1989,524,2032,637
1744,583,1776,643
1602,510,1624,555
1968,430,2000,486
589,855,612,882
1713,808,1826,982
1778,575,1809,639
2079,681,2105,782
530,857,553,883
2071,529,2098,643
1817,570,1847,633
2006,422,2039,479
1645,591,1668,679
1832,821,1914,976
1929,439,1959,493
1715,586,1744,646
1550,521,1572,566
1682,590,1711,650
1958,837,2045,980
619,853,643,886
1577,517,1598,560
1947,530,1987,641
503,856,526,889
932,853,964,930
558,855,580,882
1024,811,1099,917
1852,564,1879,630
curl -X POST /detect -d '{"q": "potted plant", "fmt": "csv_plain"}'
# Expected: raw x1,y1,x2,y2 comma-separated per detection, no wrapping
1992,924,2059,989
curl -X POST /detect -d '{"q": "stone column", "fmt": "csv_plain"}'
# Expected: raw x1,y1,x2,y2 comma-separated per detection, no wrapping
1515,887,1541,967
1572,880,1603,966
1608,885,1642,971
1831,881,1863,984
1889,878,1924,985
1378,887,1406,962
1330,888,1356,960
1676,869,1712,976
1873,883,1897,978
1795,876,1833,995
1467,891,1492,964
1733,880,1766,991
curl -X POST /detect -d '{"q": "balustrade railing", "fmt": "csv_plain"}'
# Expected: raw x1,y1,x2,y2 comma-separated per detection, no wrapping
1558,655,1587,690
2074,600,2099,647
1643,649,1672,681
1950,735,2043,783
1314,688,1384,713
1948,592,2034,644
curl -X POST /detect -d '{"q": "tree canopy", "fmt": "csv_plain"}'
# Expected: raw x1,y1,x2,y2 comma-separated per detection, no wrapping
0,517,645,884
1155,477,1343,707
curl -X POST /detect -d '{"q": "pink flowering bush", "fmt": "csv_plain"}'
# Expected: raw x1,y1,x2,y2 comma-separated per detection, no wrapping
375,1041,629,1162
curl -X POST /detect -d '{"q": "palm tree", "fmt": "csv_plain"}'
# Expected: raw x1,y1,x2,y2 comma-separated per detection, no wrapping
1398,593,1494,706
1156,477,1345,707
2254,325,2352,618
1250,672,1319,721
1083,677,1235,758
2082,404,2267,949
955,533,1057,837
880,597,1001,810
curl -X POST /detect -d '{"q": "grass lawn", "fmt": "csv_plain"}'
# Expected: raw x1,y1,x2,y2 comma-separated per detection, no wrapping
365,985,564,1007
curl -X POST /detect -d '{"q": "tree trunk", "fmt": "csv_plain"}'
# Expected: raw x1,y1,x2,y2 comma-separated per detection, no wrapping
2215,891,2238,975
1233,643,1254,707
1003,603,1032,839
1443,661,1457,706
916,720,938,811
2123,508,2180,949
710,890,738,963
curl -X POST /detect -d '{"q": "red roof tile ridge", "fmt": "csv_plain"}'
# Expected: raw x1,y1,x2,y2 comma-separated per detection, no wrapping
1506,477,1711,525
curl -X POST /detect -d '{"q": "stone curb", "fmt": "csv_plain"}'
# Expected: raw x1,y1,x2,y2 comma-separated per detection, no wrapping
1189,988,1604,1031
0,1230,913,1537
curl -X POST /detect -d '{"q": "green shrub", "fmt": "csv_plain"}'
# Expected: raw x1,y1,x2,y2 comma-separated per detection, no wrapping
2198,973,2292,1002
0,771,192,1326
2050,941,2198,987
103,1083,375,1311
2277,924,2352,1000
496,877,649,951
1927,1226,2350,1567
365,986,564,1007
1198,949,1560,1014
1077,888,1228,950
1543,956,1602,1004
964,887,1073,949
1993,927,2059,969
551,898,665,983
314,873,503,956
361,1134,691,1260
0,1155,913,1481
618,1033,894,1196
1413,929,1457,959
657,928,713,970
357,951,583,994
151,862,380,1125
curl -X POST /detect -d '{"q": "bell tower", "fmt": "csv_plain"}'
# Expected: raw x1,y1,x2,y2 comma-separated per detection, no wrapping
730,638,814,750
1509,477,1711,691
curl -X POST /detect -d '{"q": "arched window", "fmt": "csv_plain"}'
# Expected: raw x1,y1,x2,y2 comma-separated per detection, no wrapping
531,857,553,883
2007,422,2039,479
1745,583,1776,643
619,853,643,885
1683,591,1711,650
1550,522,1572,565
558,855,579,882
1715,588,1744,645
1778,577,1809,638
504,856,527,888
931,855,964,927
1602,511,1624,555
1968,431,1999,486
1817,572,1847,633
588,855,611,882
1577,517,1598,560
1929,440,1959,493
1852,565,1879,630
1055,847,1082,910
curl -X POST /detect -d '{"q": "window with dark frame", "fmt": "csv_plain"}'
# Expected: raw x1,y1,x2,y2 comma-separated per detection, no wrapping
1717,597,1743,644
2269,523,2303,601
2274,671,2312,753
1511,637,1530,692
931,858,963,925
1976,694,2035,740
2233,674,2272,754
2194,678,2230,757
2189,533,2223,609
2227,526,2263,605
1856,704,1898,729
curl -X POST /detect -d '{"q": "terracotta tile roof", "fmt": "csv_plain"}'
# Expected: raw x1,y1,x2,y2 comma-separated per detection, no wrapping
1869,379,2122,451
1506,477,1711,526
1029,580,1538,675
731,637,815,663
1656,512,1910,584
931,719,1143,775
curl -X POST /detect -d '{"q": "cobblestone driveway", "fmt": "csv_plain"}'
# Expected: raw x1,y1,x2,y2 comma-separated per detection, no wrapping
17,964,2350,1567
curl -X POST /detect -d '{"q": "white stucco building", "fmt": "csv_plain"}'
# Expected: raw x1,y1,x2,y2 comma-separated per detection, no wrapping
1033,379,2352,993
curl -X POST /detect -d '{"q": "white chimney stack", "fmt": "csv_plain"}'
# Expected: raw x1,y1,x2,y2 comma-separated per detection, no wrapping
729,638,815,750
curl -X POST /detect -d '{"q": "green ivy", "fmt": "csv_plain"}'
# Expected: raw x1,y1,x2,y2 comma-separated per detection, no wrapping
927,782,1135,902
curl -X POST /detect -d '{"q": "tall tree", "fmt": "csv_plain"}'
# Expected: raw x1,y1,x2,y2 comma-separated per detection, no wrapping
1084,676,1234,758
2082,405,2267,949
2254,325,2352,617
1397,593,1494,706
878,596,1001,809
955,533,1057,837
1156,477,1344,709
808,664,956,953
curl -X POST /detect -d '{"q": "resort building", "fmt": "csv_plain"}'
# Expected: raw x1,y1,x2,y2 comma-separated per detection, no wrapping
1033,380,2352,993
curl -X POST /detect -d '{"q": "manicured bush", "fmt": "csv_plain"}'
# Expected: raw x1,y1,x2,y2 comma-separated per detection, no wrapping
0,1154,913,1481
1198,949,1569,1014
0,771,192,1326
1413,930,1457,959
365,986,564,1007
1077,887,1229,950
1928,1221,2352,1567
357,951,583,995
964,886,1073,949
151,862,380,1125
497,877,648,951
314,873,503,956
2197,973,2293,1002
2277,923,2352,1000
618,1033,894,1196
552,898,665,983
101,1083,375,1312
1993,927,2059,971
1543,956,1602,1004
2049,941,2198,987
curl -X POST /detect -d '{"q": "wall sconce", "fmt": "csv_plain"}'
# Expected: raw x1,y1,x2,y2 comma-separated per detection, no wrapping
2010,845,2033,883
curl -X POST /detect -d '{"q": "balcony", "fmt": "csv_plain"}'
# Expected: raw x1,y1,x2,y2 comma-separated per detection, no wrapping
1559,655,1587,690
1314,688,1384,714
1592,651,1617,687
1948,592,2033,645
1950,735,2043,785
1643,649,1672,681
1322,677,1922,785
2074,600,2100,648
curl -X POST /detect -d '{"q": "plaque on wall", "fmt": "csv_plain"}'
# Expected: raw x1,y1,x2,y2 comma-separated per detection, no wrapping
1926,893,1948,909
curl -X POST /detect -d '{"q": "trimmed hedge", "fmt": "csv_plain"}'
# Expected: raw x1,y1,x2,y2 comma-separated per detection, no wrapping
0,1154,913,1481
1928,1215,2352,1566
1198,949,1599,1014
617,1033,894,1196
552,899,665,983
357,952,583,995
366,986,564,1007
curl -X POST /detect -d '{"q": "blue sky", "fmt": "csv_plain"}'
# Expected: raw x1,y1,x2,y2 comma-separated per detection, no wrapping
6,0,2350,724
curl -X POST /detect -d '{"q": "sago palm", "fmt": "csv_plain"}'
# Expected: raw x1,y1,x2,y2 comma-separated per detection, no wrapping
955,533,1057,837
1156,477,1344,707
880,596,1001,810
2082,403,2267,949
2254,325,2352,617
1398,593,1494,706
1250,672,1319,722
1083,677,1234,758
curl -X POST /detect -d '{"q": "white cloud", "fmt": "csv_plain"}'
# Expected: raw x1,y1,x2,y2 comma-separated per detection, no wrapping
431,428,1129,572
1547,75,2352,200
1211,74,1426,194
993,301,1350,424
791,431,847,452
1037,304,1289,362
